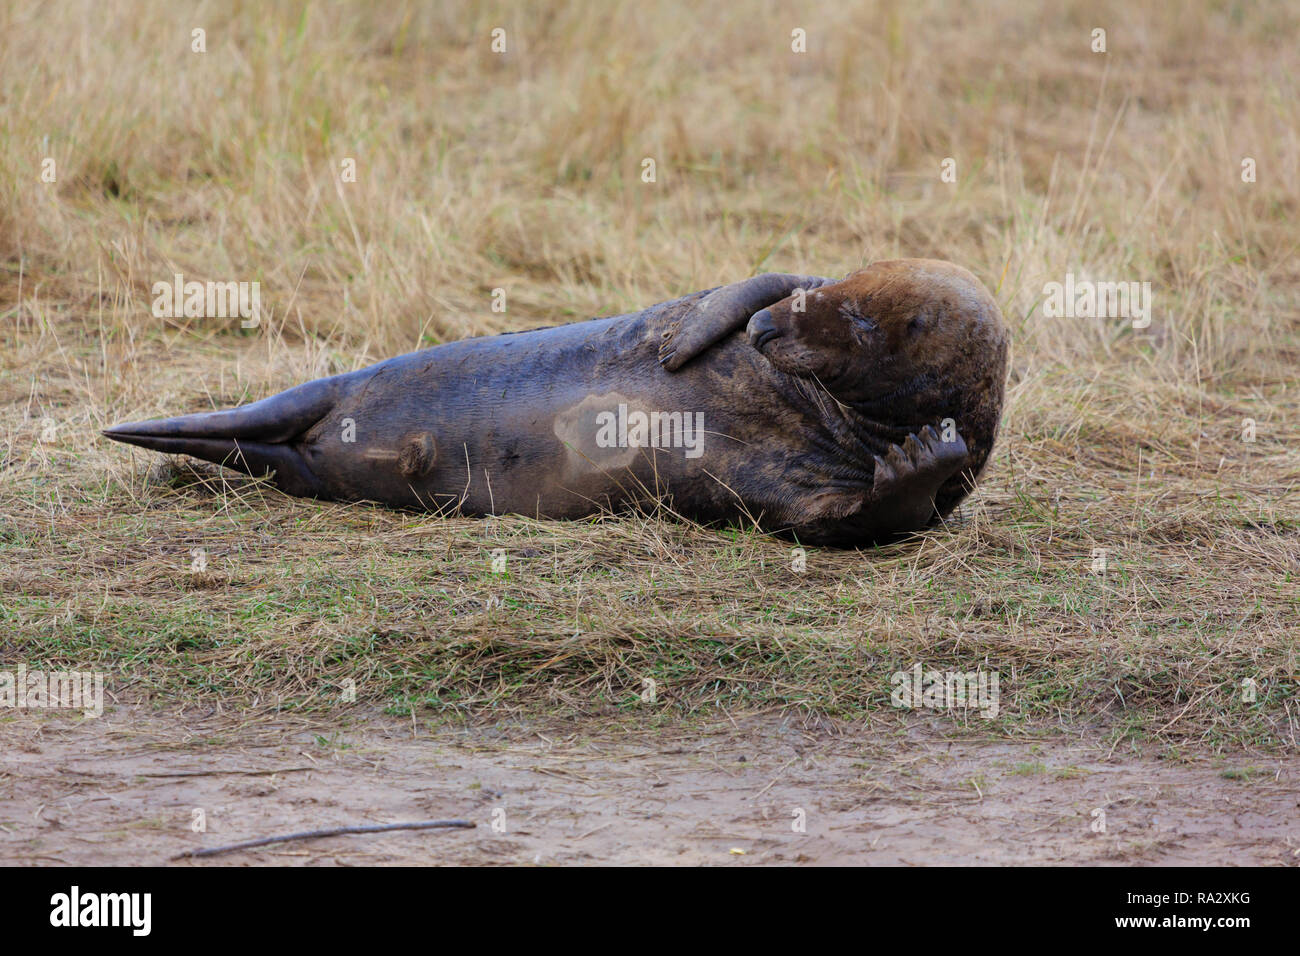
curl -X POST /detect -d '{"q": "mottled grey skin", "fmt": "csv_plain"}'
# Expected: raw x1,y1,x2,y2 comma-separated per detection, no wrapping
104,259,1009,546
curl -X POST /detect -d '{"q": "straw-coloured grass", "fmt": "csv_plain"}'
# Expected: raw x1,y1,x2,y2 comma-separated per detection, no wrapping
1,0,1297,751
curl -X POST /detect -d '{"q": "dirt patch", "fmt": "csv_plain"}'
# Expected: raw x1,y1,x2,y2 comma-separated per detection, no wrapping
2,707,1296,865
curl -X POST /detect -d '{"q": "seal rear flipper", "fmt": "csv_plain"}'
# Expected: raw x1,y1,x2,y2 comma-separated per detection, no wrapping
102,375,342,498
658,273,837,371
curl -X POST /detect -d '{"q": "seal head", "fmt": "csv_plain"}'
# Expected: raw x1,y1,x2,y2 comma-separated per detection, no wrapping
744,258,1008,520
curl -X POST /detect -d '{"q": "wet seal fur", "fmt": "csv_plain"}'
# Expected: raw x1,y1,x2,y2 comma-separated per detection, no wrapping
104,258,1009,547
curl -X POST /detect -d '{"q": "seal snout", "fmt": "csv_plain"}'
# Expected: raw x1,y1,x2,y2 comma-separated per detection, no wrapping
747,308,780,351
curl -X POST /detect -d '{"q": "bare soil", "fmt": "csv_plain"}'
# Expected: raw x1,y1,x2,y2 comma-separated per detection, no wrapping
3,707,1296,866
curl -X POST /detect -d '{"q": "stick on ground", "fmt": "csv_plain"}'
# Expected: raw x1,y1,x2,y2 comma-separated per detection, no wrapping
172,820,476,859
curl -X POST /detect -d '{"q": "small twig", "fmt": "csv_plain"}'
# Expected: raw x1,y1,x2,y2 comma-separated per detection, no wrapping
751,757,799,800
141,767,316,778
575,821,613,841
172,820,475,859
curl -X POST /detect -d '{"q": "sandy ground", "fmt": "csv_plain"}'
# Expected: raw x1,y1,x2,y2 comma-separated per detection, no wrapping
2,706,1296,866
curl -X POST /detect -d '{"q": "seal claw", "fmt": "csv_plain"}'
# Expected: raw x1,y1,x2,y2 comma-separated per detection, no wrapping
659,273,837,372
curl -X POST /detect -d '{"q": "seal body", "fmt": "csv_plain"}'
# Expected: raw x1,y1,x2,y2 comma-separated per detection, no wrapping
105,260,1009,546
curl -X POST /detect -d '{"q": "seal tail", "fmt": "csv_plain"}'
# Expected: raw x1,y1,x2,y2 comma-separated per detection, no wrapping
102,376,341,497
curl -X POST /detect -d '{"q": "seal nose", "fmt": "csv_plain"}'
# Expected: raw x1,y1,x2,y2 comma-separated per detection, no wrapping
747,309,780,350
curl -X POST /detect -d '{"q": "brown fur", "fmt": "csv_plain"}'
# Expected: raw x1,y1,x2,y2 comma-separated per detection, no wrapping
748,259,1009,520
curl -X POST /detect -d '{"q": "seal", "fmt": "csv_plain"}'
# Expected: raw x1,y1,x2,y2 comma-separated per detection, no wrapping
104,258,1009,546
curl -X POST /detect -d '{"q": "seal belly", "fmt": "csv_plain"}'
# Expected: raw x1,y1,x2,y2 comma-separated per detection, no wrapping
299,314,660,516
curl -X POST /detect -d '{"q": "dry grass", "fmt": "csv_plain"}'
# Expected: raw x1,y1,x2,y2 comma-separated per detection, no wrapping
1,0,1297,751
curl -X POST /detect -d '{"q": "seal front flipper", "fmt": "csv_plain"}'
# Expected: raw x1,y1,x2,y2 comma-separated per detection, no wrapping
867,426,970,535
658,272,836,371
102,375,342,498
793,425,970,546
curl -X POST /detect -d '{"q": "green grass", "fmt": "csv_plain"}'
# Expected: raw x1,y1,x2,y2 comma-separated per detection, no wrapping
2,465,1296,749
